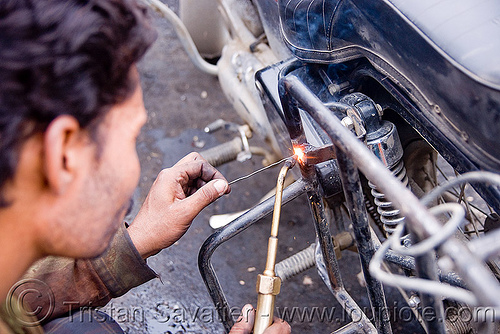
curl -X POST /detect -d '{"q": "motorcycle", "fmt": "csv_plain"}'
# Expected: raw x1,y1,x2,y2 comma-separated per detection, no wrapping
144,0,500,333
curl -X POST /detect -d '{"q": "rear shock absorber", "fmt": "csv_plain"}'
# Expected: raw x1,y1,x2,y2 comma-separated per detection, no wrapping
368,159,409,235
341,93,409,235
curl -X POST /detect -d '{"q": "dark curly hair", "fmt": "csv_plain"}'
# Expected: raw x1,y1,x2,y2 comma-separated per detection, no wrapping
0,0,157,206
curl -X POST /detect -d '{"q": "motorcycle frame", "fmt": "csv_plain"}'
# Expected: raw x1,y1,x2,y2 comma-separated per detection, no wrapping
198,69,500,334
146,0,500,332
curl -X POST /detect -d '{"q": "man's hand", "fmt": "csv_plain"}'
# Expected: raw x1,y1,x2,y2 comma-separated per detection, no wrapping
229,304,291,334
128,152,230,258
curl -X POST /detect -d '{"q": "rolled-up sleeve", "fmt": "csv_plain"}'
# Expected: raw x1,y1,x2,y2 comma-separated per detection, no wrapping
21,223,158,323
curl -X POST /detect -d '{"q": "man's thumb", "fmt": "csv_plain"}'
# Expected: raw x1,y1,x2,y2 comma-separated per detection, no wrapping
185,179,228,211
229,304,255,334
212,179,229,196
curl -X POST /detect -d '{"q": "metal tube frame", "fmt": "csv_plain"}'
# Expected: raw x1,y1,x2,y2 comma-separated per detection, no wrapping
279,71,392,334
335,149,392,333
198,66,500,333
305,182,378,334
280,73,500,331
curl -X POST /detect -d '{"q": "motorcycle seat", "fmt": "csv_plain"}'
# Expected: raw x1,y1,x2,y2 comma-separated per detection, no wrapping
279,0,500,88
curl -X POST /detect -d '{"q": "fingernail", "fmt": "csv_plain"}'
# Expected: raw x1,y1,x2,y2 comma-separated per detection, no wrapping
242,304,254,323
213,179,228,195
242,304,252,318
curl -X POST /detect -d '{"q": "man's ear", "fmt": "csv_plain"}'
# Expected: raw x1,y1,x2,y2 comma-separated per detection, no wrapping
43,115,90,195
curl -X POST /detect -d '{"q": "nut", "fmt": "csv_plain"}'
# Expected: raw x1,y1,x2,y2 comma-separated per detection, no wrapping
256,274,281,295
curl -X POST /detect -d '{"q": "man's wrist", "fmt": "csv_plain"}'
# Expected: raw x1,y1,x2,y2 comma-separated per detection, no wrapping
126,222,159,259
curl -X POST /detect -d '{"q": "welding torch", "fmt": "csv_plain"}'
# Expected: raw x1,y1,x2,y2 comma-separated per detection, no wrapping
226,144,334,333
253,156,296,334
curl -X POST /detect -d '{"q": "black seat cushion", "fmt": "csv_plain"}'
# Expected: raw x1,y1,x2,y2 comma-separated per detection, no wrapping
278,0,500,88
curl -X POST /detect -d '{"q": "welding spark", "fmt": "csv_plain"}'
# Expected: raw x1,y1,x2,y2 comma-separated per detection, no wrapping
293,146,306,164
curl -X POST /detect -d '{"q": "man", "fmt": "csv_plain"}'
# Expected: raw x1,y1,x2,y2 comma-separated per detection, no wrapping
0,0,290,333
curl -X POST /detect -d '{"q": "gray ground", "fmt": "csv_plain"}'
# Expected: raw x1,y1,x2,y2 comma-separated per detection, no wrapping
107,1,422,333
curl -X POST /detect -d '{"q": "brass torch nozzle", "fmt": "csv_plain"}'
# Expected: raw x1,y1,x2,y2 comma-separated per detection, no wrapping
253,158,295,334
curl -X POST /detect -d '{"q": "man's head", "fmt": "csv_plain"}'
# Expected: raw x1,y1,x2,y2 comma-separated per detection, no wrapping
0,0,156,258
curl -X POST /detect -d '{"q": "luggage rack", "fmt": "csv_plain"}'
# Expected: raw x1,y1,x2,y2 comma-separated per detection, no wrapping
198,69,500,334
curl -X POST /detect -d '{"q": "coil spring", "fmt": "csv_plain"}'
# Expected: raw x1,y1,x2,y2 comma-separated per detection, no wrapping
368,159,409,235
275,243,316,281
364,193,384,232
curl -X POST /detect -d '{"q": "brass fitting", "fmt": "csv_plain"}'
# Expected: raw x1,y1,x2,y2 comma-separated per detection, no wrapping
256,274,282,295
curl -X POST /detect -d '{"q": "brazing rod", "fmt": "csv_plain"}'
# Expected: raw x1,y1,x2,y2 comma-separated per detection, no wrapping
227,156,295,185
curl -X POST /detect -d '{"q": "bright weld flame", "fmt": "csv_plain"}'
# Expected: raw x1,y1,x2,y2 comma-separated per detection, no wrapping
293,146,306,164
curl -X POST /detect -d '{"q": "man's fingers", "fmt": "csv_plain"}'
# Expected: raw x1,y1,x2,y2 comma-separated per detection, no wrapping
174,153,225,182
228,307,290,334
229,304,255,334
174,152,202,165
179,179,228,217
174,159,226,185
263,318,291,334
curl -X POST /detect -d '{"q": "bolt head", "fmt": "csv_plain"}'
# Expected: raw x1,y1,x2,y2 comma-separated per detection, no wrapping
408,295,421,308
341,116,354,131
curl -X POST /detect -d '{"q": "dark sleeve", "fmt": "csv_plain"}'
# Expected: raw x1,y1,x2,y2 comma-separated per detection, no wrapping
21,223,158,323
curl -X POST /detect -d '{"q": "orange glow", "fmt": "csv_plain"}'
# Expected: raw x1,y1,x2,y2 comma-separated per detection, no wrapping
293,146,306,164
